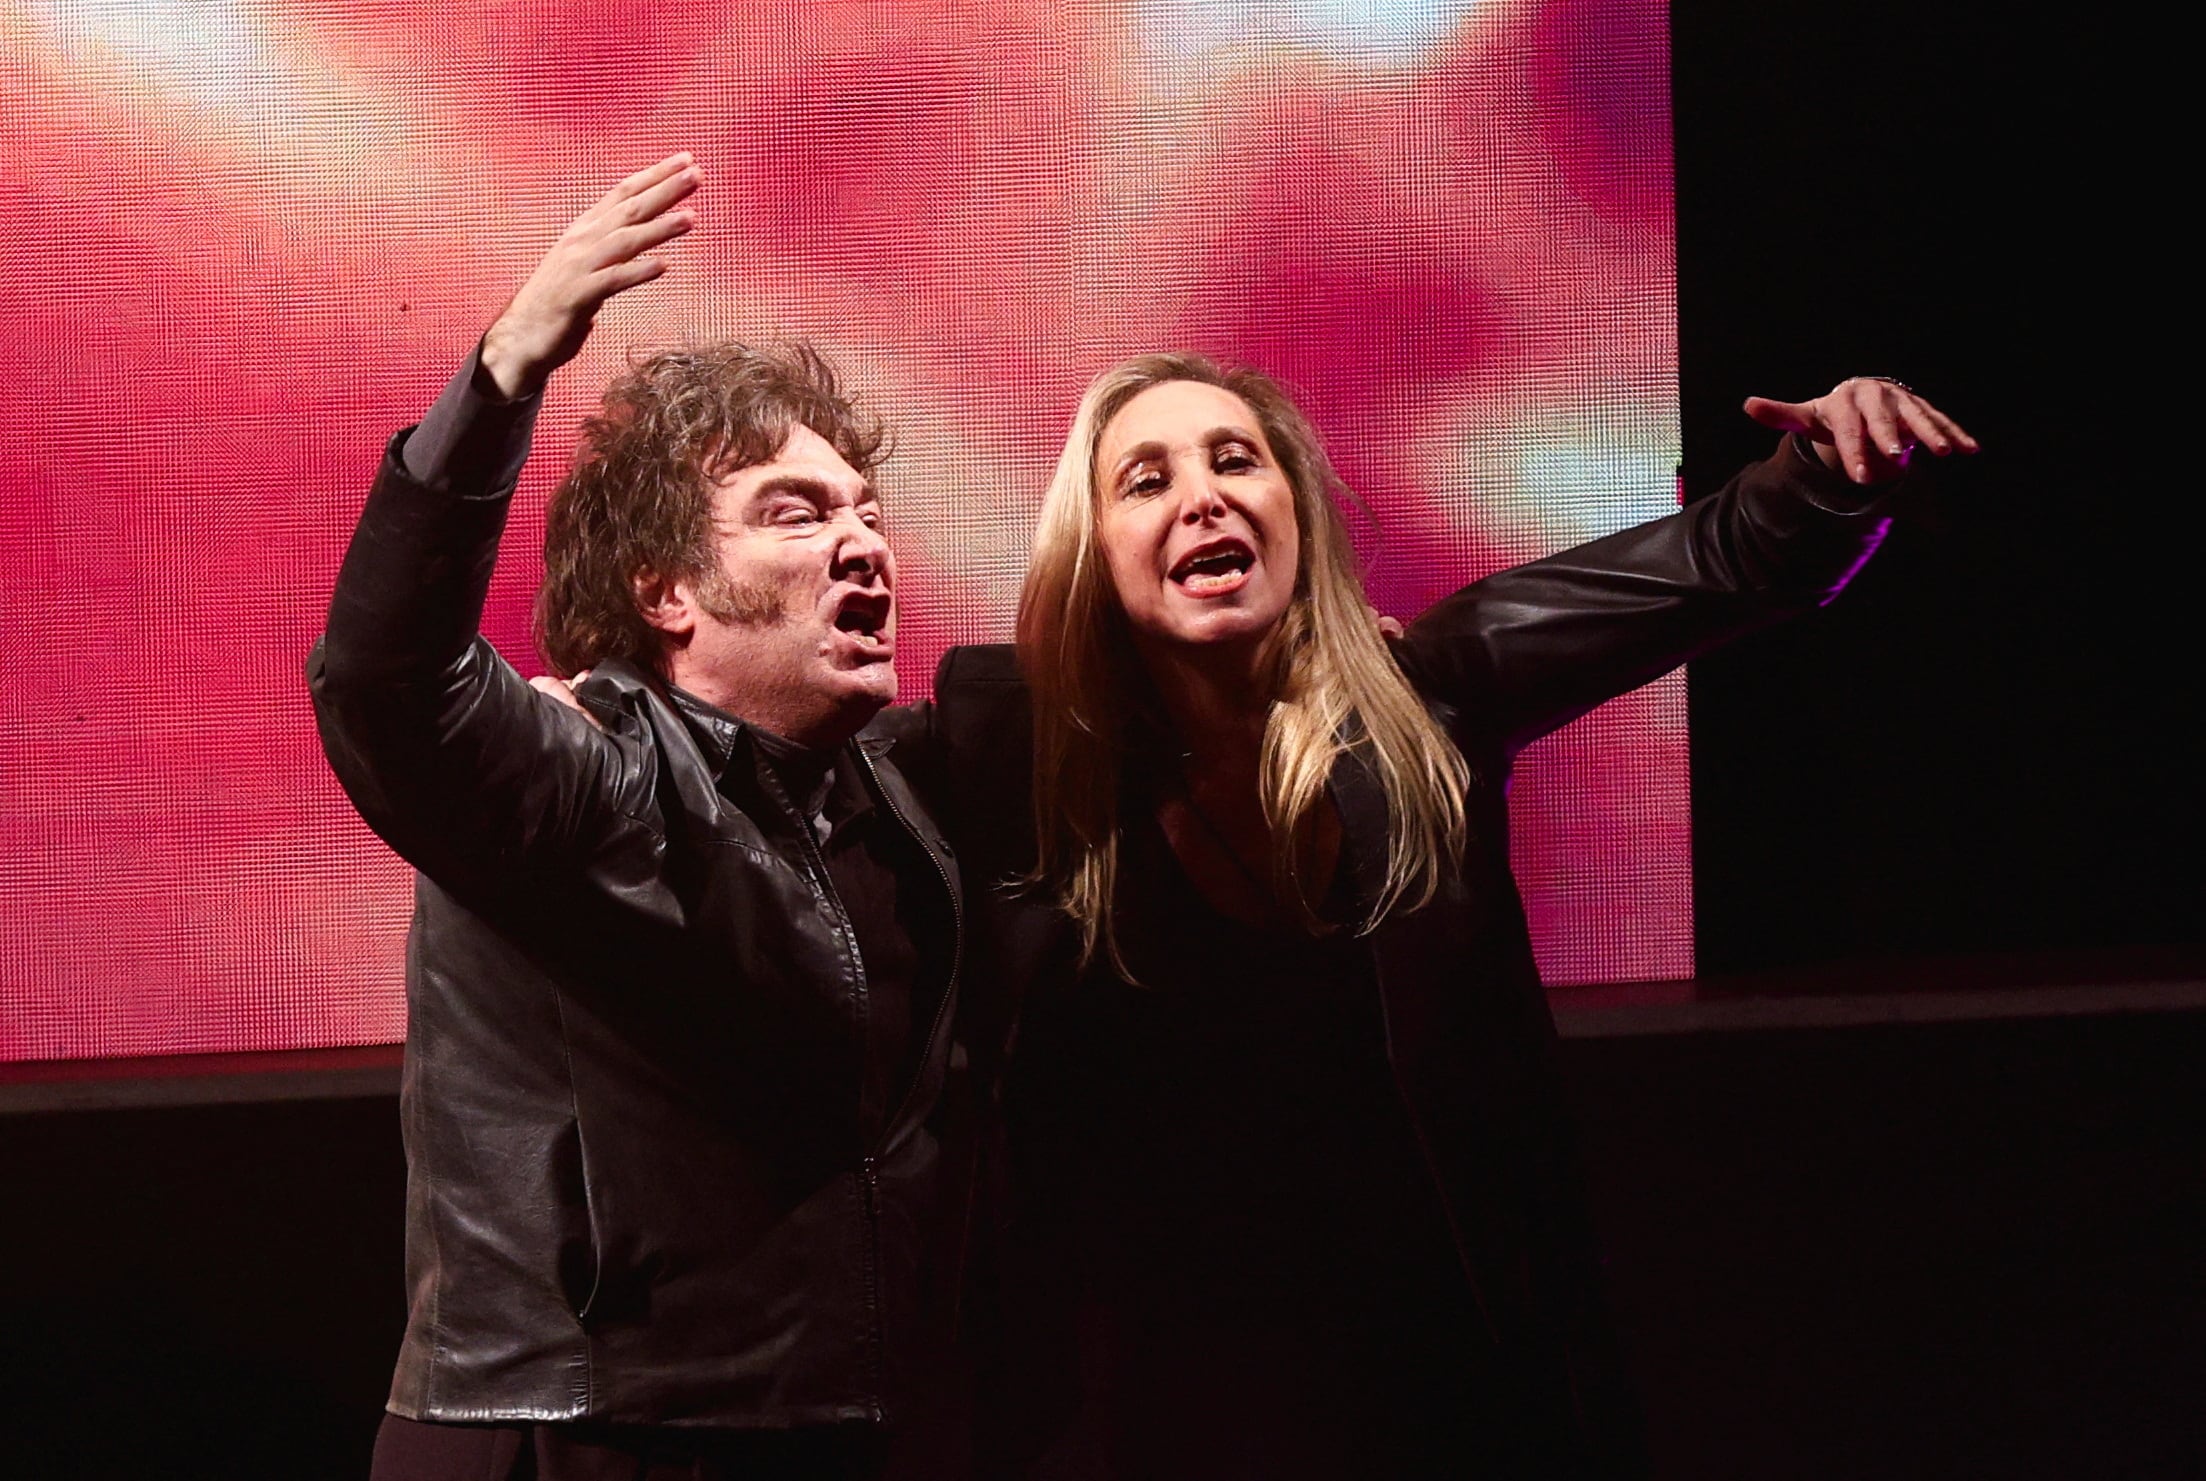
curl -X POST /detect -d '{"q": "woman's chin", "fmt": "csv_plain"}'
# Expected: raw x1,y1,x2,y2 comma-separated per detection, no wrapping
1143,609,1281,657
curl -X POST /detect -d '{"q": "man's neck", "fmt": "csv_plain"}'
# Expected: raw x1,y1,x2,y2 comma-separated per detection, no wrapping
748,723,837,762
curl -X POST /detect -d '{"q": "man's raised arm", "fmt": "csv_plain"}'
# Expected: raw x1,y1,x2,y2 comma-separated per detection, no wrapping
307,155,699,884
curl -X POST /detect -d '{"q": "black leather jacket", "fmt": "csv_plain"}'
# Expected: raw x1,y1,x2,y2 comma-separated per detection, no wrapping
308,434,968,1428
886,435,1895,1477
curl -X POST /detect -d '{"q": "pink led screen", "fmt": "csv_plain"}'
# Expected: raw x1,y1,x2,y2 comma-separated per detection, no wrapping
0,0,1679,1061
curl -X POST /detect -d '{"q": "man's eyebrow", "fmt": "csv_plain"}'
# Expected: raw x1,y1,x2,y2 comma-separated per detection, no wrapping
748,475,831,500
741,474,881,513
755,473,882,503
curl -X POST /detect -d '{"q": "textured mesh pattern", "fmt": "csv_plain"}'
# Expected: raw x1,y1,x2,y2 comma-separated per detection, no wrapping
0,0,1679,1060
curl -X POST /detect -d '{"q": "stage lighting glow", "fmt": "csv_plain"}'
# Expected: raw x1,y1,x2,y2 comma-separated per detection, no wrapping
1137,0,1484,61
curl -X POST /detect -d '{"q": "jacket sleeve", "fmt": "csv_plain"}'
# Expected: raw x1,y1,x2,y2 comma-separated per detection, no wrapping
1393,433,1896,758
306,390,649,897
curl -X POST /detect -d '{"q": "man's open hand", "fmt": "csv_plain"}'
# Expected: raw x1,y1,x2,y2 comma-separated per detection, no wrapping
479,154,702,400
1744,379,1979,485
528,671,603,729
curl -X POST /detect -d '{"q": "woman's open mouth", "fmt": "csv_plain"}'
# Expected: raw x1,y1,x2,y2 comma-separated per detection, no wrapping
1168,539,1255,598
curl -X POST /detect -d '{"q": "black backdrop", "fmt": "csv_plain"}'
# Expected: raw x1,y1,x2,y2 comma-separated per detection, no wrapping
1677,0,2194,979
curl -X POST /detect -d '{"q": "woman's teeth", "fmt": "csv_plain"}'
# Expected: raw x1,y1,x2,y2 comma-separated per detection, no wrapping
1180,568,1243,594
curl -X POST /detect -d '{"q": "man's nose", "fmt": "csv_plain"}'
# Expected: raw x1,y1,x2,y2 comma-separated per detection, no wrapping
832,514,891,580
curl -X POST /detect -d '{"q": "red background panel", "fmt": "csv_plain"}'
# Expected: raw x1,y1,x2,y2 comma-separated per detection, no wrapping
1,0,1679,1060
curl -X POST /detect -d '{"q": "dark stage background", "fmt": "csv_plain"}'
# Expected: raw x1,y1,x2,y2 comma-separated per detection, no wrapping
3,2,2196,1478
1676,2,2190,986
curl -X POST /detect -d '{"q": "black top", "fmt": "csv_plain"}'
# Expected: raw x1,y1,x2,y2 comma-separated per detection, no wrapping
1019,812,1498,1479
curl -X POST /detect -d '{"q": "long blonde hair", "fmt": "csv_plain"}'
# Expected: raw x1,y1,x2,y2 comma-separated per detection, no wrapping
1017,353,1470,971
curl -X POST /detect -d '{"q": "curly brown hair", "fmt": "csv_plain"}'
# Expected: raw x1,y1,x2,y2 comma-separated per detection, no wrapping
534,340,887,677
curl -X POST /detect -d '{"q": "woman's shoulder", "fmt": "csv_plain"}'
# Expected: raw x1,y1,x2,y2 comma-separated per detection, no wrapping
933,642,1025,691
916,644,1040,859
927,643,1035,766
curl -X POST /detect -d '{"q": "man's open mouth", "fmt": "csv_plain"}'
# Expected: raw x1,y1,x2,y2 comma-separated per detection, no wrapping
1168,539,1255,596
832,592,892,646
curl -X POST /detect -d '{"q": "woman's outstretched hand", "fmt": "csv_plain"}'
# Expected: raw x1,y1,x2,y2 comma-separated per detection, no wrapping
1745,378,1979,485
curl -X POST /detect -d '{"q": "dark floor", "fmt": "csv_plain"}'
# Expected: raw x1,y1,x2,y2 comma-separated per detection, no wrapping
4,1008,2200,1480
1566,1010,2206,1481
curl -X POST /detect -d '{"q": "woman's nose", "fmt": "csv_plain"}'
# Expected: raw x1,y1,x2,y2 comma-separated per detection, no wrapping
1180,471,1228,522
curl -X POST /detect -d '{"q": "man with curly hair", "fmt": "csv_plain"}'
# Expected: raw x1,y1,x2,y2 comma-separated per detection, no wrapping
310,155,970,1481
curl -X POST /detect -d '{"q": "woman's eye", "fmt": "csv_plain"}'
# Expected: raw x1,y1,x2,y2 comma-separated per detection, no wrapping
1216,447,1257,473
1124,472,1166,498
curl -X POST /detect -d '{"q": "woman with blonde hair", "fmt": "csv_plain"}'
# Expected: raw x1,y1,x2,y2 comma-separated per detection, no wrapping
918,353,1973,1479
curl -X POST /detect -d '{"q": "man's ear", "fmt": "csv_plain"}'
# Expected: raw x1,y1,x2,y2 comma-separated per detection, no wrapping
633,568,695,641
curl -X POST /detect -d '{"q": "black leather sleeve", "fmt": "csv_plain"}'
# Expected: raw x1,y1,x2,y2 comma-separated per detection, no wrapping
1393,433,1895,759
305,431,651,895
400,345,543,495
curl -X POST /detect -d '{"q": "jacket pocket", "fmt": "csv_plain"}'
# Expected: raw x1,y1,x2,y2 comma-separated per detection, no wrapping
549,1117,603,1324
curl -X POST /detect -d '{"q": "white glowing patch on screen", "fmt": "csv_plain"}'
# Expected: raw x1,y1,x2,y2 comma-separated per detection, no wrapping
1511,434,1678,547
27,0,315,115
1137,0,1487,65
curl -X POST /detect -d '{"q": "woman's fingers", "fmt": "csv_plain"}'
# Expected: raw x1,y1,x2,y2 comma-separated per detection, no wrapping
1748,381,1982,483
1743,394,1816,432
528,674,605,730
1904,399,1979,456
1856,387,1911,462
1818,392,1873,479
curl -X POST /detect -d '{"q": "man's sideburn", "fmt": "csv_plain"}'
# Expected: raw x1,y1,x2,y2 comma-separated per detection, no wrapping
697,564,802,628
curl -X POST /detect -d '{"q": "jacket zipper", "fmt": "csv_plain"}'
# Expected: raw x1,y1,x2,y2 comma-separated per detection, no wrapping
814,742,968,1418
755,753,885,1413
856,743,981,1355
859,1152,885,1417
761,763,874,1117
